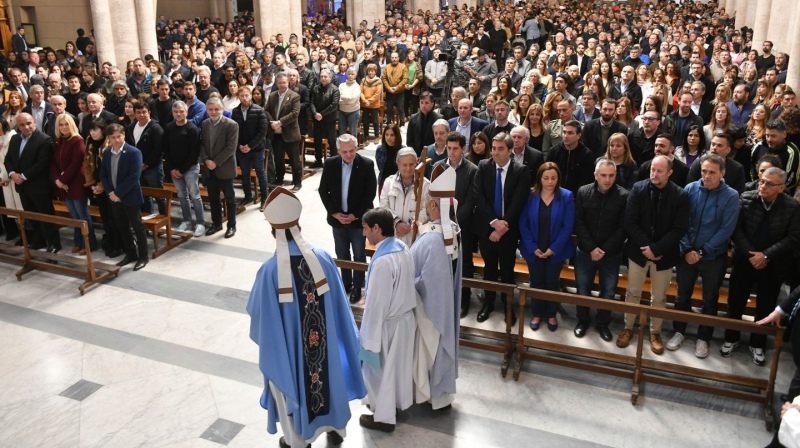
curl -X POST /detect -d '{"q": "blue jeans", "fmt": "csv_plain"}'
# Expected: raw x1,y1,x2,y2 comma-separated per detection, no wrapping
237,149,269,201
171,164,204,226
528,257,562,318
332,226,367,294
140,164,165,215
574,249,622,327
65,197,98,250
339,110,360,137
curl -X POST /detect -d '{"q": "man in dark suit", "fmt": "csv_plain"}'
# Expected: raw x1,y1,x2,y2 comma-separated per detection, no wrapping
406,92,443,157
467,78,486,116
308,70,339,168
448,98,488,153
287,68,310,136
662,93,704,146
607,65,643,115
99,124,148,271
3,113,59,252
472,132,531,324
581,98,629,157
22,85,56,138
200,97,239,238
5,68,31,103
11,26,27,56
82,93,118,138
266,73,303,191
690,81,714,124
231,85,269,210
125,101,165,214
318,134,377,303
510,126,545,181
435,132,478,317
637,134,690,188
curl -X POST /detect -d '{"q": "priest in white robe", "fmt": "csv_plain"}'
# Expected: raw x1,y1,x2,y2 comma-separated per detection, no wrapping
412,164,463,410
358,207,417,432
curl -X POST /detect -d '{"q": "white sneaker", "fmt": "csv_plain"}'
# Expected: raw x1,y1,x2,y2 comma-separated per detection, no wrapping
719,341,739,357
177,221,192,232
695,340,709,358
749,346,766,366
193,224,206,237
666,332,684,351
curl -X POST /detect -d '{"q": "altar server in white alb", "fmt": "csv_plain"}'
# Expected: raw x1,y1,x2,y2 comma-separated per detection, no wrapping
412,164,463,410
247,187,366,448
358,207,417,433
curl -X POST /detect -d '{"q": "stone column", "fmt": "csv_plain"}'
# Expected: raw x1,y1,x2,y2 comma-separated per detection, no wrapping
210,0,221,21
255,0,300,43
746,0,758,29
289,0,302,40
750,0,772,50
89,0,117,66
226,0,236,23
135,0,159,59
109,0,140,65
734,0,747,30
347,0,385,33
787,6,800,90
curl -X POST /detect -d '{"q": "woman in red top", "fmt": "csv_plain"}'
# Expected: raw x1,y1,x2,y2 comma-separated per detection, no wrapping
51,114,97,254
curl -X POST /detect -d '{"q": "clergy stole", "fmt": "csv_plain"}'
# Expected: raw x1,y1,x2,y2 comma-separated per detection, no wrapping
291,255,331,422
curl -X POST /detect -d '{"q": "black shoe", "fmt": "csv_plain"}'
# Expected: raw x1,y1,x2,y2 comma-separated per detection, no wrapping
291,184,302,192
224,227,236,238
505,308,517,327
476,303,494,323
259,199,266,212
311,161,323,168
278,436,310,448
349,290,361,304
596,326,613,342
530,319,541,331
107,249,122,258
574,322,589,338
116,254,136,267
327,431,344,445
237,197,253,208
14,238,23,247
205,224,223,236
133,258,148,271
547,319,558,332
460,304,470,319
47,245,61,254
5,233,18,241
29,241,46,250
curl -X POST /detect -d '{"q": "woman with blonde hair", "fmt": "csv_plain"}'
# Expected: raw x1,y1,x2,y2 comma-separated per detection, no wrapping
703,103,733,148
603,132,637,190
746,104,769,147
360,63,383,143
712,83,731,106
51,114,96,253
3,91,25,129
523,104,546,150
535,59,553,91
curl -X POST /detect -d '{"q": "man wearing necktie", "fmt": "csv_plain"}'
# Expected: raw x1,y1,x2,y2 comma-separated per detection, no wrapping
471,132,531,324
11,26,27,56
5,68,31,103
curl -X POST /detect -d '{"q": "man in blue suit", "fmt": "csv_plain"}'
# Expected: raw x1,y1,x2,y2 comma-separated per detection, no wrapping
449,98,488,154
100,123,148,271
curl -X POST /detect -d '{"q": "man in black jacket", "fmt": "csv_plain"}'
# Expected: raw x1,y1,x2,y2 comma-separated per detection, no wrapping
309,70,339,167
607,65,642,115
686,133,746,193
722,167,800,366
581,98,628,157
637,134,690,188
318,134,376,303
163,101,205,237
471,133,531,325
82,93,118,139
628,110,662,165
231,86,269,210
546,120,595,195
662,92,704,145
406,92,443,157
434,132,478,318
573,158,629,342
618,155,690,355
126,102,165,214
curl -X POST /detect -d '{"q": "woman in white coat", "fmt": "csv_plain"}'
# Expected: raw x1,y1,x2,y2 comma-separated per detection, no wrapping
379,148,430,247
0,116,21,240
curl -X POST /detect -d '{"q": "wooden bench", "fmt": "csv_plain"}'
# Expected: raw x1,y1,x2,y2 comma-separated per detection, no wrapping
53,202,102,225
163,182,242,220
140,187,192,258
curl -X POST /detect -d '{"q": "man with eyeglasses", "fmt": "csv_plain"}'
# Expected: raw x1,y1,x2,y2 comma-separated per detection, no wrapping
628,111,662,165
721,167,800,366
750,120,800,195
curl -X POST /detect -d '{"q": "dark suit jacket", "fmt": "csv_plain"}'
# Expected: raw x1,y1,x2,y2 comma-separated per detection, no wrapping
82,109,118,138
5,82,31,101
407,110,443,157
100,143,144,207
608,82,643,113
22,102,56,138
231,104,268,151
265,89,301,142
581,119,629,157
696,101,714,124
4,129,54,196
11,33,27,54
318,153,377,229
638,157,690,188
513,146,544,182
448,116,489,135
199,116,239,180
472,158,532,239
468,92,486,115
433,158,478,230
125,120,164,168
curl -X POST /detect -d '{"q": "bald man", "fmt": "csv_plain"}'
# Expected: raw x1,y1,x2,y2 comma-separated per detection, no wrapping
81,92,118,138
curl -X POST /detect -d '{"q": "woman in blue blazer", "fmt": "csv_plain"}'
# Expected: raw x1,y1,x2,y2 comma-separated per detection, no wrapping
520,162,576,332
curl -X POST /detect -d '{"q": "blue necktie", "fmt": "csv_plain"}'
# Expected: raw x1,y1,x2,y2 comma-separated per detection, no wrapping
790,298,800,322
494,167,503,219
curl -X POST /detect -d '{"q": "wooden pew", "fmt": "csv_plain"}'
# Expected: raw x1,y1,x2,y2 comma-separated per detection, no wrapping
140,187,192,258
163,182,238,221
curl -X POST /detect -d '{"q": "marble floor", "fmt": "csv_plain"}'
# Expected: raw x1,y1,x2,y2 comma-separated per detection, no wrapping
0,144,791,448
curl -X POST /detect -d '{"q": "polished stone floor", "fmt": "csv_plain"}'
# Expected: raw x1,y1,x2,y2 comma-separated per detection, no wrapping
0,144,791,448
